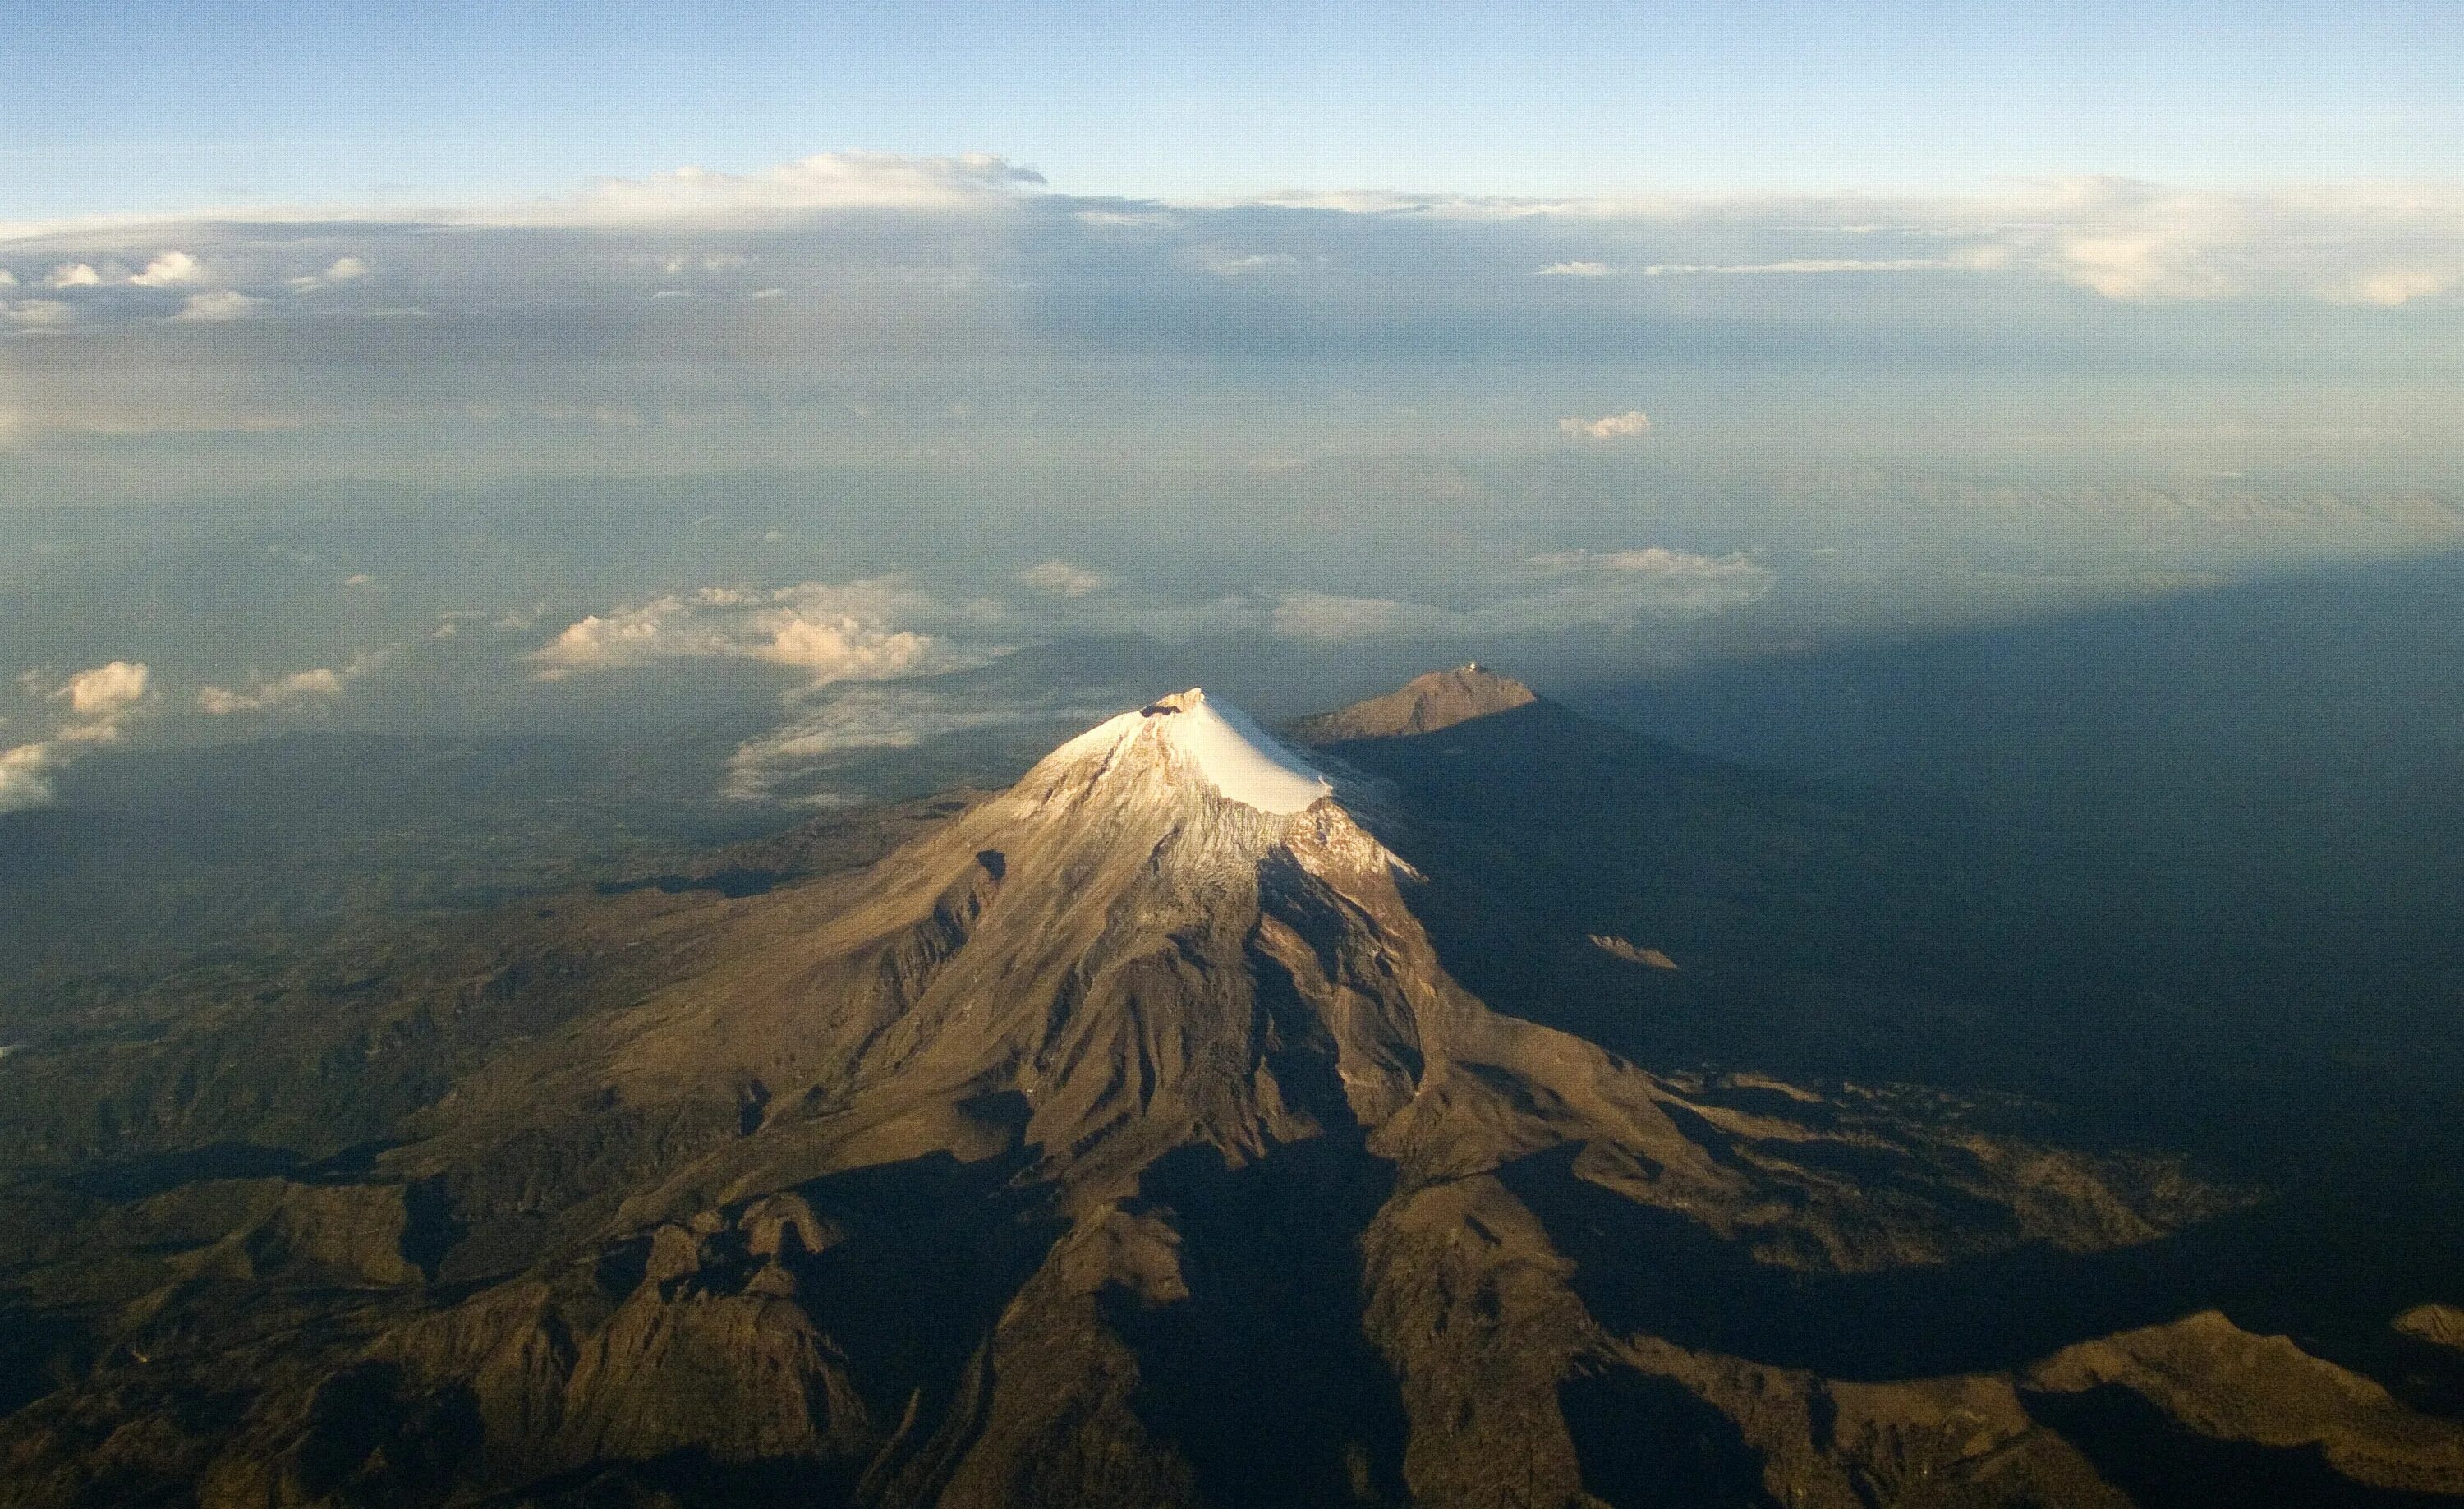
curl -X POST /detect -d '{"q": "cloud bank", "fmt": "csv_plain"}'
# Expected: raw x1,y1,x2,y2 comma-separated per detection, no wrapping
531,580,965,685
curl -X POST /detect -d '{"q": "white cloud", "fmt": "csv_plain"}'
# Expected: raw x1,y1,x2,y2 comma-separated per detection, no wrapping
1520,546,1775,619
1639,258,1955,275
1536,260,1614,277
173,290,263,322
1230,177,2464,306
196,649,389,715
1271,591,1463,642
57,660,149,719
1205,251,1300,276
127,251,205,287
1268,547,1772,644
2355,269,2453,307
289,255,372,291
1073,208,1176,228
531,578,962,685
0,741,60,814
0,269,15,285
2,660,154,812
44,262,104,288
197,667,341,715
2,300,73,328
2007,177,2463,304
472,150,1043,228
723,684,1111,803
1559,410,1653,440
1017,559,1111,598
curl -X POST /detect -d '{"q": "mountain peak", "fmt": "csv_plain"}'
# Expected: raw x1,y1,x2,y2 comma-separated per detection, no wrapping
1289,662,1540,743
1041,687,1335,815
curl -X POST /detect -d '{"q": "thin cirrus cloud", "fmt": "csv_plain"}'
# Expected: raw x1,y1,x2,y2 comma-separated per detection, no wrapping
1268,547,1774,644
722,683,1120,805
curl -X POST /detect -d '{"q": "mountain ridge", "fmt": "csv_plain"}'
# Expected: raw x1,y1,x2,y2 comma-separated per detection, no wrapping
1289,664,1539,744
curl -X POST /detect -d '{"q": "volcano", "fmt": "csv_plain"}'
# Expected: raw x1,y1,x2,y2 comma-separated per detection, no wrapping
3,676,2460,1507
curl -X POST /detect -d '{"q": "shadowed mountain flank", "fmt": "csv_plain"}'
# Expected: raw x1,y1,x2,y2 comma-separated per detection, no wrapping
2,676,2462,1507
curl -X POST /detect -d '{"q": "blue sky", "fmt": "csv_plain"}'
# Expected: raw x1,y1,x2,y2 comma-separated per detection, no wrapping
8,2,2462,217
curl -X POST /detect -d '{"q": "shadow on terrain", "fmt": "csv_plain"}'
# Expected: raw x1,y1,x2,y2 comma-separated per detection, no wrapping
2026,1384,2464,1509
774,1141,1065,1441
1560,1362,1781,1508
0,1305,90,1419
1498,1141,2464,1397
1107,1134,1410,1508
595,867,785,900
62,1141,303,1199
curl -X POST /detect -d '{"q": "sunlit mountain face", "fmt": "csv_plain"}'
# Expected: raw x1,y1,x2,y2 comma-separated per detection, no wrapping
8,8,2464,1506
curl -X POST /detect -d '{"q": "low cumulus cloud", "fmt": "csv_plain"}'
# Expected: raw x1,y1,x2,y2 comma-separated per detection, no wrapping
0,660,153,812
126,251,205,287
1559,410,1653,440
1017,559,1112,598
531,578,967,685
196,651,385,715
54,660,151,720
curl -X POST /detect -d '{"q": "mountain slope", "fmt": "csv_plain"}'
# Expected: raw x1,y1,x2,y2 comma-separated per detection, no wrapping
2,681,2459,1507
1287,664,1537,743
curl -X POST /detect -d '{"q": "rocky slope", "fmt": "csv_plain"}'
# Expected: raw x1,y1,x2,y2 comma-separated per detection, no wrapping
2,679,2460,1507
1287,664,1537,743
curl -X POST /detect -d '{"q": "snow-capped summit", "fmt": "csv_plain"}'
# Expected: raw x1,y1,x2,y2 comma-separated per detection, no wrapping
1040,687,1334,815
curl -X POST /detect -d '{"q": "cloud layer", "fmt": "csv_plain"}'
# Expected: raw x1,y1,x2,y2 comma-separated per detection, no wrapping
3,154,2458,494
